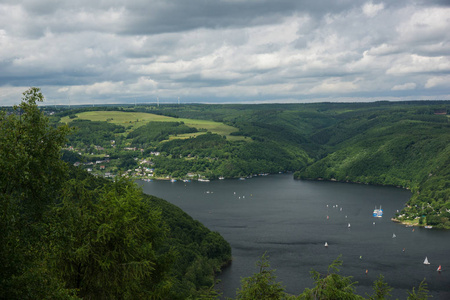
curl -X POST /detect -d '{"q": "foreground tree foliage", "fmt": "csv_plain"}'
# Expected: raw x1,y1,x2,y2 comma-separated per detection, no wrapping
297,256,363,300
235,255,431,300
0,89,231,299
235,253,286,300
46,178,174,299
0,88,73,299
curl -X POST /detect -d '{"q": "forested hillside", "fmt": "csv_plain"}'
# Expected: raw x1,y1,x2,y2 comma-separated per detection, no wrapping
293,106,450,228
0,89,230,299
51,100,450,228
144,102,450,228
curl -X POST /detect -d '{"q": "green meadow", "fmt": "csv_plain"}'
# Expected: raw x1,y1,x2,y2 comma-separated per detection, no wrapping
61,111,244,140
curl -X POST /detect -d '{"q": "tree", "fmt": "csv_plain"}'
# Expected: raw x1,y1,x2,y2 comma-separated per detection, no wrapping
298,256,364,300
46,178,175,299
367,274,393,300
407,279,431,300
0,88,72,299
235,253,286,300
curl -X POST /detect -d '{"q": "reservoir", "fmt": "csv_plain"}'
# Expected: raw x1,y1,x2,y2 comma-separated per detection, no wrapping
140,174,450,299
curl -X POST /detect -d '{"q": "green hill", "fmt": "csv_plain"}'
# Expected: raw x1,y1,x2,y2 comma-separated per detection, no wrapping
54,101,450,227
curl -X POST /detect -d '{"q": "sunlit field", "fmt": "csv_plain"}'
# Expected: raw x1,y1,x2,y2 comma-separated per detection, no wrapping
61,111,245,140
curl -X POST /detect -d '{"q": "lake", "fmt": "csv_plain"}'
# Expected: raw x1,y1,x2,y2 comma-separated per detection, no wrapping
139,174,450,299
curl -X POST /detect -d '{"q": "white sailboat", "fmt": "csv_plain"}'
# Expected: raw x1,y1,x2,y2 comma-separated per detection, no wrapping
324,242,328,247
348,223,351,228
392,233,396,238
423,257,430,265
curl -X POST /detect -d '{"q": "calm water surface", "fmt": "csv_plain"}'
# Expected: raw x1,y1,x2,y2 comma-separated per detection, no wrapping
139,174,450,299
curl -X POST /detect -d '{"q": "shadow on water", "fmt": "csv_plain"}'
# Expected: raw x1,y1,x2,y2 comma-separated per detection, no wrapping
139,174,450,299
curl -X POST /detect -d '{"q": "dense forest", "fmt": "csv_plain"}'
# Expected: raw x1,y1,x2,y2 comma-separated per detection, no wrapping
0,89,231,299
1,88,445,298
51,100,449,228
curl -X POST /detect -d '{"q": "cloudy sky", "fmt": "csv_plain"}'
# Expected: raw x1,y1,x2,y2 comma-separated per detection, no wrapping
1,0,450,106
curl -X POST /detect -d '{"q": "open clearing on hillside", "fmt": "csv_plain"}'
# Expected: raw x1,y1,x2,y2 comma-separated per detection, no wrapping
61,111,244,140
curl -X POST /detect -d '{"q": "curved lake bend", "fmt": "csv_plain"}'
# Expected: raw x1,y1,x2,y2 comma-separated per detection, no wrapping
139,174,450,299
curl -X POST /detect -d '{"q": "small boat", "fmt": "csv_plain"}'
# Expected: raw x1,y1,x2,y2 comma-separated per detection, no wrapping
392,233,396,238
423,257,430,265
170,179,177,182
424,225,433,229
324,242,328,247
348,223,351,228
373,206,383,217
219,176,225,180
437,265,442,272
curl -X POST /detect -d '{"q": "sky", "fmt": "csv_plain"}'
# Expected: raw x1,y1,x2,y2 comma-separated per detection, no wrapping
0,0,450,106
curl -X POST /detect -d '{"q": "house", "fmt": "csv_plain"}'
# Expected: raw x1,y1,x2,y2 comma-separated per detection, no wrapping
434,109,447,115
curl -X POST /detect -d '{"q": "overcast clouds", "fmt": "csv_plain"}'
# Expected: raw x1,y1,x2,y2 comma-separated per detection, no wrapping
1,0,450,106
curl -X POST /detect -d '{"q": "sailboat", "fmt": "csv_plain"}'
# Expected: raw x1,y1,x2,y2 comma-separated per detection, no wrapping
324,242,328,247
423,257,430,265
437,265,442,272
348,223,351,228
392,233,396,238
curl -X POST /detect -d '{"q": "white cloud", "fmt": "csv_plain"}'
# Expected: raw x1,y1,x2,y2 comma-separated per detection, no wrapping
308,78,359,94
386,54,450,75
362,2,384,18
391,82,416,91
425,75,450,89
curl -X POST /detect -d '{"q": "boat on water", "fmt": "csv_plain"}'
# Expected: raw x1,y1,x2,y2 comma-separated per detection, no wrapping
170,179,177,182
218,176,225,180
373,206,383,217
348,223,351,228
437,265,442,272
424,225,433,229
424,257,430,265
324,242,328,247
198,178,210,182
392,233,396,238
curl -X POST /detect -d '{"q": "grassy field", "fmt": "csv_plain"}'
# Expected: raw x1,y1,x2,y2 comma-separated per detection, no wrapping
60,111,244,140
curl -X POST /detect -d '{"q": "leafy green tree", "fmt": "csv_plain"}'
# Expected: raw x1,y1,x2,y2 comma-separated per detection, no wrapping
0,87,72,299
235,253,286,300
367,274,393,300
47,178,175,299
407,279,431,300
298,256,363,300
